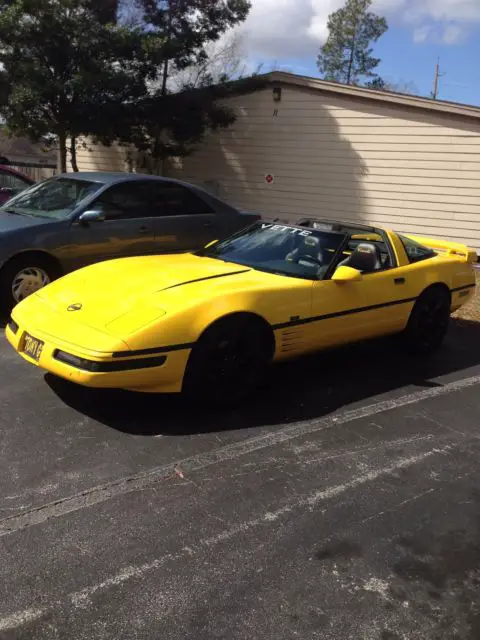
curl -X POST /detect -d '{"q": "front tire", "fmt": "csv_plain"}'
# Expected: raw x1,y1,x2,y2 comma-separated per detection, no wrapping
402,286,451,355
183,316,272,406
0,255,59,313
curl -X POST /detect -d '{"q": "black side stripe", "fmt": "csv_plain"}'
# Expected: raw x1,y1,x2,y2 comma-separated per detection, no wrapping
112,284,476,357
272,296,417,330
451,284,476,293
113,342,196,358
162,269,250,291
273,284,476,331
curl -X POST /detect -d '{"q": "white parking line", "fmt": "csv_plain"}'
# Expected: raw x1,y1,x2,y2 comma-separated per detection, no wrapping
0,607,46,632
1,373,479,539
0,442,455,631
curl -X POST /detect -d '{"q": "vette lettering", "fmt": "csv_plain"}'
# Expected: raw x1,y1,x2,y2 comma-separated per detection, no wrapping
261,223,312,237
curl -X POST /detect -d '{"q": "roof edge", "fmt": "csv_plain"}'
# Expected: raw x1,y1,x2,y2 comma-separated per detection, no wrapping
248,71,480,121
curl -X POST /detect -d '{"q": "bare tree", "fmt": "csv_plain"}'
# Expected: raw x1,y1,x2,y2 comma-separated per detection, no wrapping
365,77,419,95
169,30,255,91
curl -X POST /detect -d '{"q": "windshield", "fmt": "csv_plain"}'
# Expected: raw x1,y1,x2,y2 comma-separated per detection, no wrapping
199,222,348,280
0,177,102,219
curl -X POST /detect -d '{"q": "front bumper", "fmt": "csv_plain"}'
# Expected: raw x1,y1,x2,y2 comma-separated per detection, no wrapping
6,318,190,394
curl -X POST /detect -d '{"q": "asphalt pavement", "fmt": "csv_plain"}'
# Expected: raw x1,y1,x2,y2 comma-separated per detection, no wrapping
1,318,480,640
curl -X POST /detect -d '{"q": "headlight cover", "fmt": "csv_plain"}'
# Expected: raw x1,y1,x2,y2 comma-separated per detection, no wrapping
105,307,166,336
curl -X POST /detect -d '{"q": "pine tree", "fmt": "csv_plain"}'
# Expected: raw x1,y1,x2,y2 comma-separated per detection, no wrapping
0,0,252,174
0,0,157,171
317,0,388,85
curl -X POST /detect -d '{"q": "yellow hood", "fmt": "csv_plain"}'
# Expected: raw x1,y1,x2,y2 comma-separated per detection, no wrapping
33,253,251,333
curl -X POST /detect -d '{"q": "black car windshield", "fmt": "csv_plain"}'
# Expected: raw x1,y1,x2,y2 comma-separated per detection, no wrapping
199,221,348,280
0,177,101,219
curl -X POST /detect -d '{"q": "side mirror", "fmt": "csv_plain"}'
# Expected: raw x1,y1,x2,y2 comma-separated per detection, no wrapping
331,265,363,283
78,209,105,224
204,239,219,249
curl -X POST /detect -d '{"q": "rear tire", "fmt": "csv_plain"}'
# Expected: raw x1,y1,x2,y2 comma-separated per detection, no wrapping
183,316,271,407
0,255,60,313
402,286,451,355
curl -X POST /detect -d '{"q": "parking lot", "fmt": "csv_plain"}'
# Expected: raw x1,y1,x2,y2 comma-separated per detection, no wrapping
1,313,480,640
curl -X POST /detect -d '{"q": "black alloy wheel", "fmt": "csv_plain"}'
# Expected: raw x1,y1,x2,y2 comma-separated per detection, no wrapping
183,316,271,406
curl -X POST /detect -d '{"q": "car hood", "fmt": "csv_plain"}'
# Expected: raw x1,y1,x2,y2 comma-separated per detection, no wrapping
0,211,54,233
33,253,253,334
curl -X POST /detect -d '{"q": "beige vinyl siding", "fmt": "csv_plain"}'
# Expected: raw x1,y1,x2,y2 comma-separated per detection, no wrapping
166,87,480,251
75,83,480,252
74,140,129,172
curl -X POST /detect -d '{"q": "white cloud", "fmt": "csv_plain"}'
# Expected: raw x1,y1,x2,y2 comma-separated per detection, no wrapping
238,0,345,59
238,0,480,61
411,0,480,22
413,25,432,43
442,23,465,44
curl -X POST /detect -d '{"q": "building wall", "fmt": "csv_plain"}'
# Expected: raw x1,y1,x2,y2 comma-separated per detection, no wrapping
0,131,58,168
75,86,480,251
6,165,56,181
74,140,130,172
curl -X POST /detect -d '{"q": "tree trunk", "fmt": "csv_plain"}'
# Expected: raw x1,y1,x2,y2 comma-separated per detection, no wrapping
161,58,169,96
346,27,358,85
346,43,355,84
161,7,172,96
58,129,67,173
158,7,173,176
70,136,79,172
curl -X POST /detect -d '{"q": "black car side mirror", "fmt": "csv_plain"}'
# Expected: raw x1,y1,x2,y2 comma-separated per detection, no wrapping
78,210,106,224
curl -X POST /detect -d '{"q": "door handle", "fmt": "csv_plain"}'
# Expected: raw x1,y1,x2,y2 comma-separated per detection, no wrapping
139,226,149,234
203,221,213,228
394,277,406,285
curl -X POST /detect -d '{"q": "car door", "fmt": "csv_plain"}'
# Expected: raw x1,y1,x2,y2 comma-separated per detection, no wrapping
148,182,222,253
310,231,415,350
309,276,371,350
68,181,157,269
351,233,422,336
308,231,409,349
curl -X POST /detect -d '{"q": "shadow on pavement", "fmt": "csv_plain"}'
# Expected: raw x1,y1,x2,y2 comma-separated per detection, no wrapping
388,496,480,640
46,318,480,437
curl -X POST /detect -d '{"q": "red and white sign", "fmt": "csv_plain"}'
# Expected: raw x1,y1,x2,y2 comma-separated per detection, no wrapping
264,173,274,184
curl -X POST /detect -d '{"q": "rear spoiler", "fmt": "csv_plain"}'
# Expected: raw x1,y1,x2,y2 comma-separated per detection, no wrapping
404,234,478,264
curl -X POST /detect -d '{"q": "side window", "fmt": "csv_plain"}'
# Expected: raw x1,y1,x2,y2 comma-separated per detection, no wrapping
149,183,214,216
399,234,436,263
0,170,30,191
93,182,152,220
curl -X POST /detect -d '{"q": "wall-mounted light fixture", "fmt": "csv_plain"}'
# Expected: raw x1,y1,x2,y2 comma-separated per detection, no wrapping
273,87,282,102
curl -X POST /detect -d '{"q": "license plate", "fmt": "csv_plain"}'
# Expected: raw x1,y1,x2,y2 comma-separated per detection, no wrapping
23,333,44,362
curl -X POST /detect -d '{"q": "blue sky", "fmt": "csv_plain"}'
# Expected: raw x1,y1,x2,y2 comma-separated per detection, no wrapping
238,0,480,106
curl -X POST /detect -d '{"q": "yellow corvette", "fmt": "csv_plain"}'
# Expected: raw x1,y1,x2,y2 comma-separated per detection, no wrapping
6,218,477,404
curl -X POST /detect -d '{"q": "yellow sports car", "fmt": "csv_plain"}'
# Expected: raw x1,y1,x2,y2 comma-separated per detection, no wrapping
6,218,477,404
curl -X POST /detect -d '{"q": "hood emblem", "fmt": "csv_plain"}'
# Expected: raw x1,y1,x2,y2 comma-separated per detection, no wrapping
67,303,82,312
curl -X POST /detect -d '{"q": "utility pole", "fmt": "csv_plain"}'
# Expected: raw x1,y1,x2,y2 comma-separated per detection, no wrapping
432,58,445,100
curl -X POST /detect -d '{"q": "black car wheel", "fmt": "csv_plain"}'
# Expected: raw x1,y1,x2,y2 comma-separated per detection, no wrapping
0,255,59,313
402,286,451,355
183,315,272,406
